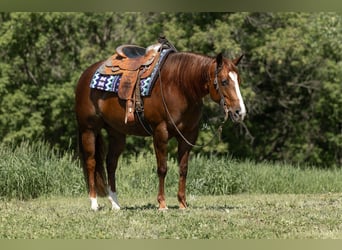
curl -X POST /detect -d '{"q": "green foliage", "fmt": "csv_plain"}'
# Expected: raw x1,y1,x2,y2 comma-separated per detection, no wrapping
226,12,342,167
0,12,341,167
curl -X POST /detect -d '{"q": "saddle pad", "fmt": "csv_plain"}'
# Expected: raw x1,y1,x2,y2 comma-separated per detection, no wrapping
90,47,175,97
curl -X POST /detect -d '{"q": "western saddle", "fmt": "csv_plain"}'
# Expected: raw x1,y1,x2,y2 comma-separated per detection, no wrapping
99,37,174,124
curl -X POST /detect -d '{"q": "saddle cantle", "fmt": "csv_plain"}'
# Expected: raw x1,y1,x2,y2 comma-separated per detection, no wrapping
116,45,146,58
97,37,176,124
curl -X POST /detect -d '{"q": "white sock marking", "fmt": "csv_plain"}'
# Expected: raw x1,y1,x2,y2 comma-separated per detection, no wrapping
90,196,99,211
108,187,120,210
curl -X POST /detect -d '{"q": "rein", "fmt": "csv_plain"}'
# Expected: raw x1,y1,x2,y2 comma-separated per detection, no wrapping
158,67,228,148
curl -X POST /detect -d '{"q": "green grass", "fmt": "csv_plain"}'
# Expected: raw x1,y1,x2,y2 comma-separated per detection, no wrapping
1,141,342,201
1,141,342,239
118,153,342,198
0,141,84,200
1,194,342,239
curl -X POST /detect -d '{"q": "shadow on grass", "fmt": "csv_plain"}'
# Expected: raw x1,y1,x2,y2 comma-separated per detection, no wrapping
120,203,240,212
123,203,181,211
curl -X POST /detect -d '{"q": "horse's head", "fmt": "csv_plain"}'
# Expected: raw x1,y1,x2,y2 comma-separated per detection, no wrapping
208,53,246,123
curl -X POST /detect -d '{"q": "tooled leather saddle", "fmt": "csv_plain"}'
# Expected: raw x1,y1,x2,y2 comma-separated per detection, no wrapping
98,36,175,124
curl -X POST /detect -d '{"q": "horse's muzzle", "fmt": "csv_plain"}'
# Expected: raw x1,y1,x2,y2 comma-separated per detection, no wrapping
222,100,246,123
228,108,246,123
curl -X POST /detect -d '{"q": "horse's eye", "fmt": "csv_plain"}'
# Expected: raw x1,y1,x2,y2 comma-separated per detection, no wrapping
221,79,228,86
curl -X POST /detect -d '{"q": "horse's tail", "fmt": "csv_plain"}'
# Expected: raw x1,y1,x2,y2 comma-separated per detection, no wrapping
78,130,108,197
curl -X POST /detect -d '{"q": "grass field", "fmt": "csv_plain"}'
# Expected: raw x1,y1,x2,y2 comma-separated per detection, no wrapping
1,141,342,239
1,193,342,239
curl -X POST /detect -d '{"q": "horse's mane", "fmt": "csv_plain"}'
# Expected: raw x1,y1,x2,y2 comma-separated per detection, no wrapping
163,52,213,102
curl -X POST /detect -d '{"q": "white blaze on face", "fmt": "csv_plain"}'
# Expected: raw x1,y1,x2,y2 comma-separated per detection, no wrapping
228,71,246,119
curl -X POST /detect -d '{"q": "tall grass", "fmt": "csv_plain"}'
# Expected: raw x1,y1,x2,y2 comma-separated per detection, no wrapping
114,152,342,197
1,141,342,200
0,141,84,200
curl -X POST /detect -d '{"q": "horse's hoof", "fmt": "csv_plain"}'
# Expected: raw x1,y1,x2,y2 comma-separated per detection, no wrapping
91,206,99,211
158,207,168,212
179,202,187,210
112,205,121,211
90,203,99,211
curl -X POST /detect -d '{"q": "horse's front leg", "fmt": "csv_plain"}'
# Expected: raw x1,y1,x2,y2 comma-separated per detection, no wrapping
153,123,169,210
177,148,190,209
106,133,126,210
176,130,198,209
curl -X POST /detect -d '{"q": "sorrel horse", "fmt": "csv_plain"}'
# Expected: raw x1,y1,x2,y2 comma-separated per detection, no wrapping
75,48,246,211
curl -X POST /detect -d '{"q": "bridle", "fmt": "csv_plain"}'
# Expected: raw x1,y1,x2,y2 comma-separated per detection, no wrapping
213,66,230,123
158,65,229,148
213,64,254,144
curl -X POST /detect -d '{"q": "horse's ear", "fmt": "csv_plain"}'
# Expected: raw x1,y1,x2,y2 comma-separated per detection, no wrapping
233,54,244,66
216,53,223,69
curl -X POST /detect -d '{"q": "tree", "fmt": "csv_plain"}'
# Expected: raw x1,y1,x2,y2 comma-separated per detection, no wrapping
0,12,340,167
227,12,342,166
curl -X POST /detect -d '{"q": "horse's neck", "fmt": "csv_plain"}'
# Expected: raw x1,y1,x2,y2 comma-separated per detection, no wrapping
173,52,212,101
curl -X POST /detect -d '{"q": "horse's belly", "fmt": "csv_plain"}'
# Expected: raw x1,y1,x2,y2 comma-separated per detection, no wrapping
98,97,152,136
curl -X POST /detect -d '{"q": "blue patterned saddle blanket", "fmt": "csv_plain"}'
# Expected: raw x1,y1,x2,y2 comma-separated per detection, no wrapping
90,47,174,96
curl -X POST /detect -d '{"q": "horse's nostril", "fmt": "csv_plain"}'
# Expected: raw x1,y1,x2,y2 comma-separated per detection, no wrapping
233,109,246,121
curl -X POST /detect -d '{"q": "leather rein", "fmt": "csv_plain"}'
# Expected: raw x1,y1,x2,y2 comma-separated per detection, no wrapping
158,64,228,148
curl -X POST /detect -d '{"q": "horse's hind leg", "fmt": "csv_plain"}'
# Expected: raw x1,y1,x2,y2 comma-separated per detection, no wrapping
106,132,126,210
80,129,99,211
